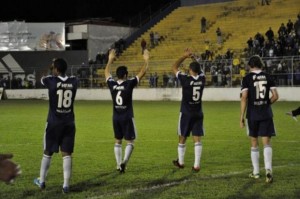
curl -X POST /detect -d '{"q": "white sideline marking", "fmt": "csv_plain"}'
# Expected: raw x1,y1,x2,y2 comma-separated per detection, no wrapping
87,163,299,199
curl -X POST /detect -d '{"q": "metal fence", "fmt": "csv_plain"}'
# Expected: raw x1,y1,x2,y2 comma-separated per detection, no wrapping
1,56,299,89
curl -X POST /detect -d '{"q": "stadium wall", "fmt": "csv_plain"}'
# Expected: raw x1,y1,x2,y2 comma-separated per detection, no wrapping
181,0,233,6
4,87,300,101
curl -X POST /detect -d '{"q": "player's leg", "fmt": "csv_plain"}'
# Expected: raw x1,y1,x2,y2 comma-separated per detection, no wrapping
35,150,53,189
120,118,136,173
60,123,75,193
262,136,273,183
34,122,57,189
113,120,123,170
114,140,122,170
250,136,260,178
192,136,202,172
191,116,204,172
247,119,260,178
260,118,275,183
61,152,72,193
174,113,189,168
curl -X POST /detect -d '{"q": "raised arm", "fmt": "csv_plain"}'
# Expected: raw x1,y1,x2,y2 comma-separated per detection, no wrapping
105,49,116,80
172,48,193,75
136,49,150,80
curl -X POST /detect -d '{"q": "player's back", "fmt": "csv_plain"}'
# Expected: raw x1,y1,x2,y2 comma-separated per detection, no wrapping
107,77,138,119
242,71,275,120
42,75,78,122
178,72,205,114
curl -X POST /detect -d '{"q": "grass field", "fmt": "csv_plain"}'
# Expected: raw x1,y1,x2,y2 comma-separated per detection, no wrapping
0,100,299,199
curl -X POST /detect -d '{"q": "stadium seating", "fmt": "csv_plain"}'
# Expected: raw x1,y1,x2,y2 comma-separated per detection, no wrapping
101,0,300,87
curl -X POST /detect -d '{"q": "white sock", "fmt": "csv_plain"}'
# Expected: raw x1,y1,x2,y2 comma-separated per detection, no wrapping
114,144,122,168
178,143,186,165
123,143,134,163
251,147,260,174
194,142,202,168
39,154,51,183
63,156,72,188
264,145,272,172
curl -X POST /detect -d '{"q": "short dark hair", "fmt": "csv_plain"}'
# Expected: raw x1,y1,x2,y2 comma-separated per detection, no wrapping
248,55,264,69
189,62,201,74
116,66,128,79
53,58,67,74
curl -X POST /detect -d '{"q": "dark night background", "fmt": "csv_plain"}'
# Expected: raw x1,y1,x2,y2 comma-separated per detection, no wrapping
1,0,175,25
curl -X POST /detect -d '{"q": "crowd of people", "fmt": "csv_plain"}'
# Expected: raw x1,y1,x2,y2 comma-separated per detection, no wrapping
246,15,300,58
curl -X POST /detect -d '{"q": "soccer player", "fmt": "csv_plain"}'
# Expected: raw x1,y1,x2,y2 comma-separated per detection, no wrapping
0,154,21,183
34,58,78,193
105,48,149,173
286,107,300,117
240,55,279,183
172,48,205,172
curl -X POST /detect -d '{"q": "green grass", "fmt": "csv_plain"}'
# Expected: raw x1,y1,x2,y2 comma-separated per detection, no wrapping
0,100,299,199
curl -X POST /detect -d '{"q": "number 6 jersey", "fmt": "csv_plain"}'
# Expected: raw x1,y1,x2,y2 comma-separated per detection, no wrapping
241,70,276,121
41,75,78,122
107,76,138,120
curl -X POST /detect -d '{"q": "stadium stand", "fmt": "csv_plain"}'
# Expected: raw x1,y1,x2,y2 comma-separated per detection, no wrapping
98,0,300,87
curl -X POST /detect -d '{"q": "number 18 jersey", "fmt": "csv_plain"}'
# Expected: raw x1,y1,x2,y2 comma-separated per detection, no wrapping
41,75,78,123
241,70,276,120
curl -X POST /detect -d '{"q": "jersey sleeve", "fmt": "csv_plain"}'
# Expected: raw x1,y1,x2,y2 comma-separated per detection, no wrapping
106,77,115,90
41,75,52,87
240,76,248,93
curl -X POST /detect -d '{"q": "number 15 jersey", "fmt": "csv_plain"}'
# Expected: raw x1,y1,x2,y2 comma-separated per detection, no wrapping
241,70,276,121
41,75,78,123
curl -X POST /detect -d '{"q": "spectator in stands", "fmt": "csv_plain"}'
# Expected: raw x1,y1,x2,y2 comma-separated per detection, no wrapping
168,72,175,87
247,37,254,56
163,72,169,87
265,27,275,43
141,38,147,55
287,19,294,34
294,17,300,40
295,67,300,85
261,0,270,6
150,31,154,48
149,73,154,88
278,23,287,37
200,17,207,33
216,27,222,45
154,32,160,46
254,32,265,48
153,72,159,88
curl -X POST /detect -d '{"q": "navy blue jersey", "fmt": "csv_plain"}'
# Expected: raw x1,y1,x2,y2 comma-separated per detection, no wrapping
107,76,138,119
177,71,205,115
241,70,276,120
41,75,78,123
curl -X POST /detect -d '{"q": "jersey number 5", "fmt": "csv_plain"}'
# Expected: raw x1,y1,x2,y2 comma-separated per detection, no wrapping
193,87,201,101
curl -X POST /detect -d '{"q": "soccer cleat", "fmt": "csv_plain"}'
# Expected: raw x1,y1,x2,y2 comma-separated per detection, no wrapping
62,186,69,194
172,159,184,169
249,173,260,179
34,178,46,189
119,162,126,173
191,166,200,172
266,170,273,183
